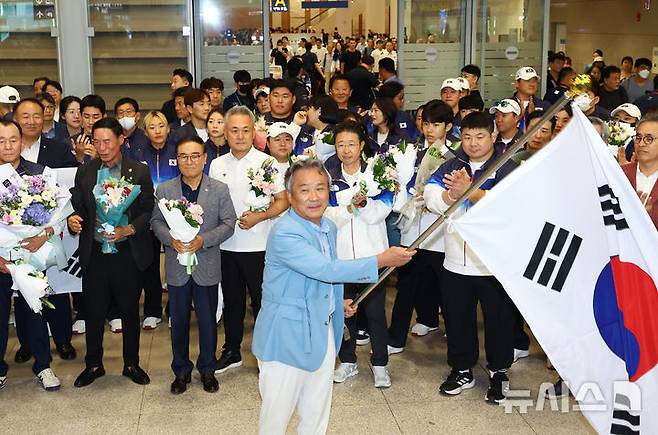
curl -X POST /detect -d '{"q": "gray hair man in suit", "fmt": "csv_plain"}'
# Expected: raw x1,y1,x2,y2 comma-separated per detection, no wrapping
151,136,236,394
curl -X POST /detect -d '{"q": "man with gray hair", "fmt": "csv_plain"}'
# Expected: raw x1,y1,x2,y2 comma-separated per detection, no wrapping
253,158,415,434
209,106,289,374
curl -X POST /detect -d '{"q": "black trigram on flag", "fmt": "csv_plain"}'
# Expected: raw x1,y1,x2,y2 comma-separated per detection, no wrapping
611,393,640,435
62,248,82,278
599,184,629,230
523,222,582,292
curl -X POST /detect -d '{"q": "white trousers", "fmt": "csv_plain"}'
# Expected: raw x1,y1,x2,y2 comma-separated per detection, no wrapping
258,322,336,435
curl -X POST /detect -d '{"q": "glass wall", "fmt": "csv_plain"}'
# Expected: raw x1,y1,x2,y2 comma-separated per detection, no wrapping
401,0,465,109
197,0,264,96
87,0,190,111
475,0,545,106
0,0,59,98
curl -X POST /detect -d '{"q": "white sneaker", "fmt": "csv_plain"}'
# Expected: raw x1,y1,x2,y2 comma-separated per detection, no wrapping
0,375,6,390
72,320,86,335
168,317,172,328
387,345,404,355
372,366,391,388
333,362,358,383
355,330,370,346
37,368,60,391
411,323,438,337
142,317,161,330
109,319,122,333
513,348,529,363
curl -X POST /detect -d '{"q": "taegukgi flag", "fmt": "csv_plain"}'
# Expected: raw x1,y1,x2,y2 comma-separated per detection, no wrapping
452,108,658,434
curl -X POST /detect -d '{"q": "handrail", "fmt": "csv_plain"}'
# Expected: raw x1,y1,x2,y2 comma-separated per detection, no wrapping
292,8,334,32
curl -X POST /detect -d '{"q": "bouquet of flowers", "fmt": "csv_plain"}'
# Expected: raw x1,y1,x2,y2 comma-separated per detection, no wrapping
336,151,399,208
388,141,418,212
157,197,204,274
5,261,55,313
93,168,141,254
0,165,72,272
245,158,279,212
606,121,635,156
314,132,336,162
253,115,268,151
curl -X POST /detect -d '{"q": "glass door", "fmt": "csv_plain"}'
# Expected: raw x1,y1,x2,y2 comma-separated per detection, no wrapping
87,0,191,112
0,0,60,98
400,0,466,110
474,0,546,106
196,0,265,97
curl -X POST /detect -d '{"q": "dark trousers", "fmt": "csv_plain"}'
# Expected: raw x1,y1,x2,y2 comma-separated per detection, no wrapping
72,292,84,321
441,270,514,372
83,242,141,368
389,250,444,347
17,293,72,351
1,273,52,376
220,250,264,352
141,236,163,318
169,278,218,376
513,305,530,351
339,283,388,366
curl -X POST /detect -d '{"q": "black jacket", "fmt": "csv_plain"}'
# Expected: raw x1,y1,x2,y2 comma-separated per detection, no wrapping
347,66,378,110
37,135,79,169
69,157,154,272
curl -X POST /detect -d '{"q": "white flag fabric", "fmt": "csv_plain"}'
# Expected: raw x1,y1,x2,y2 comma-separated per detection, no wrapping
452,108,658,434
45,167,82,294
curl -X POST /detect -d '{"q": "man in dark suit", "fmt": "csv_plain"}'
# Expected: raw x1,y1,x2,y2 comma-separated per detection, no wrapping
0,120,61,391
13,98,78,169
67,117,155,387
12,98,78,364
346,55,378,110
162,69,193,124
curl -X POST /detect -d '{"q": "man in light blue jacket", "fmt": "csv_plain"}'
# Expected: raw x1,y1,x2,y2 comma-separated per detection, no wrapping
252,158,415,435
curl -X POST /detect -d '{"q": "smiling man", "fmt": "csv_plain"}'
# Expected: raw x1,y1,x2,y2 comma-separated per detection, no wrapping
252,158,415,434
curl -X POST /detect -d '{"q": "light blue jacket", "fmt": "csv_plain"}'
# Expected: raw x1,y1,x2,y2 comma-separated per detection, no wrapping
252,208,379,372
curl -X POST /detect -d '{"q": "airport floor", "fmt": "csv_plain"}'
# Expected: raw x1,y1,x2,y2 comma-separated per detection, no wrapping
2,284,595,434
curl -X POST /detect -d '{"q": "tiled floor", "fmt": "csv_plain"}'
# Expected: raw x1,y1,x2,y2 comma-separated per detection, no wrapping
2,287,595,434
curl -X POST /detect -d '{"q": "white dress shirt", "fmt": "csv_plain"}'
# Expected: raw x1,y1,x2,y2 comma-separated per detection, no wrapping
637,166,658,195
21,137,41,163
209,146,284,252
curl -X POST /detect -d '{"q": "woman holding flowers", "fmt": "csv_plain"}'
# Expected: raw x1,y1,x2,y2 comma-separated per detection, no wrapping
323,121,393,388
151,136,236,394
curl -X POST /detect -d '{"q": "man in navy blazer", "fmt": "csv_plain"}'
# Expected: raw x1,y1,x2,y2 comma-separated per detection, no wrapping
252,158,415,434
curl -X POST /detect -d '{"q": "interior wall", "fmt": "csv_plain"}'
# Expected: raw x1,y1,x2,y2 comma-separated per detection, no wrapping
550,0,658,73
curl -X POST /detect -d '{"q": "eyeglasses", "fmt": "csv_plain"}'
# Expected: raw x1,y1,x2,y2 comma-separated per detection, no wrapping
116,109,136,117
336,143,359,150
177,153,203,163
635,134,655,145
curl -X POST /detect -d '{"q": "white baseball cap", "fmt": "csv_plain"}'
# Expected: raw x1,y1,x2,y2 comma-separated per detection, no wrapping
441,78,461,91
267,122,300,142
593,56,604,63
611,103,641,120
254,87,270,99
0,86,20,104
455,77,470,91
489,99,521,116
515,67,540,81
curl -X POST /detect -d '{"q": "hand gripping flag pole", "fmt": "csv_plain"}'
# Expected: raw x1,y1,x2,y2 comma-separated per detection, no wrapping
347,76,594,312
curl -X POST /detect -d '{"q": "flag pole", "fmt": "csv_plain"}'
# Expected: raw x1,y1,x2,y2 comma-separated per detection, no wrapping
349,76,593,308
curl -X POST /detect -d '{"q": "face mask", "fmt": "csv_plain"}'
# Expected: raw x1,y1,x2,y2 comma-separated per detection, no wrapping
639,70,651,79
573,94,592,112
238,84,250,94
118,117,136,131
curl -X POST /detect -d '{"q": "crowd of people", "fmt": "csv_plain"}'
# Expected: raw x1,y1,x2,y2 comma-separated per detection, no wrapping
1,38,658,434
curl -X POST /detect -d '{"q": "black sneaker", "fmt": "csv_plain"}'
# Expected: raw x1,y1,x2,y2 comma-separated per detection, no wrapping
545,379,569,399
485,370,509,404
215,350,242,374
356,330,370,346
439,369,475,395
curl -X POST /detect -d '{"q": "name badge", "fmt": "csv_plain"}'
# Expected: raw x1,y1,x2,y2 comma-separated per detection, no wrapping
399,122,407,129
141,161,147,165
169,159,177,166
330,184,340,192
301,137,309,142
